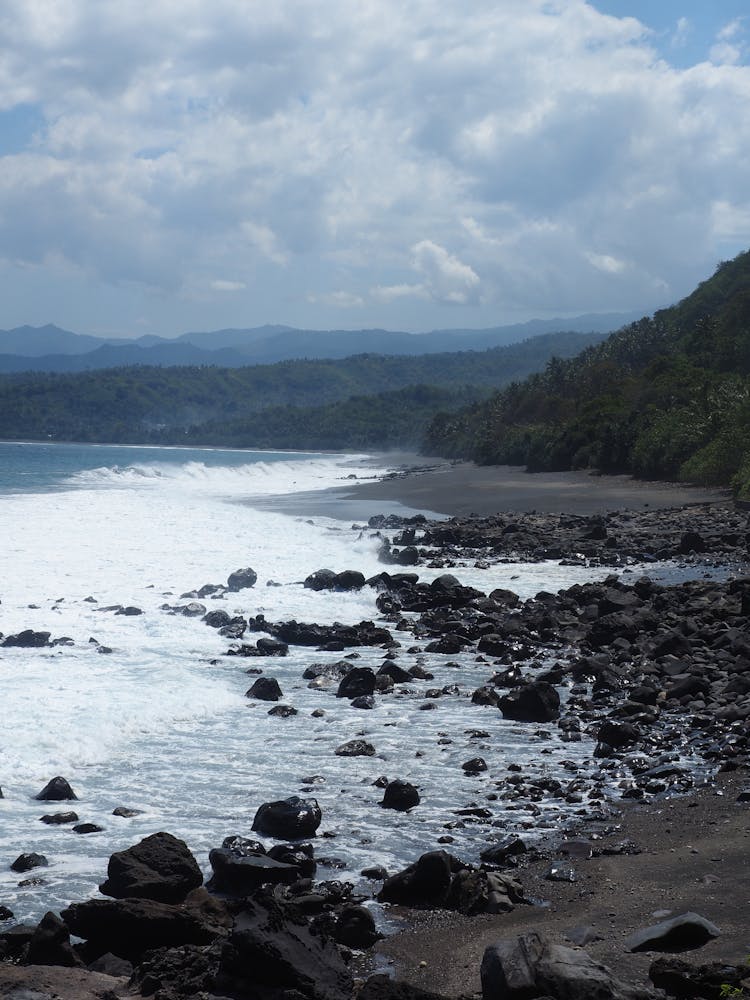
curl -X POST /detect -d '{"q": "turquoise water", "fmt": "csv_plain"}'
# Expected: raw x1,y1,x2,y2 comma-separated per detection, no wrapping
0,440,322,494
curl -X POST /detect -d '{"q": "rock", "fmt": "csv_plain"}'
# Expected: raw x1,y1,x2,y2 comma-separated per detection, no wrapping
481,932,656,1000
379,851,454,908
27,910,82,967
246,676,283,701
131,942,219,999
336,667,376,699
359,974,453,1000
62,889,230,963
208,848,301,894
2,629,51,647
480,836,528,866
0,906,13,920
304,569,338,590
352,695,375,709
217,890,353,1000
252,796,322,839
649,956,750,998
335,739,376,757
462,757,487,774
625,912,721,953
10,852,48,873
99,831,204,903
36,775,77,800
268,704,298,717
498,681,560,722
598,720,640,748
40,811,79,825
334,904,381,949
227,567,258,591
73,823,104,834
256,636,288,656
305,569,366,591
112,806,143,817
381,779,420,811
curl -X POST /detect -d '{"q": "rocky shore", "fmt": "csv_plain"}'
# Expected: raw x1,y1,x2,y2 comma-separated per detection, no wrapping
2,496,750,999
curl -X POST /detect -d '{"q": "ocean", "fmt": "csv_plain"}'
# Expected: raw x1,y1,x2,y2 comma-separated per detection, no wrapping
0,441,683,924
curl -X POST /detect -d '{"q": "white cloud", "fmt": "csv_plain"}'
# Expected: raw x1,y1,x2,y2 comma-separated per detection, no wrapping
0,0,748,332
210,279,246,292
309,290,365,308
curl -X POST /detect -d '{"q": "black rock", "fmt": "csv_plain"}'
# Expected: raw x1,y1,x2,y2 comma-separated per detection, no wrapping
252,796,322,839
335,904,381,949
40,812,79,825
336,667,376,699
226,567,258,591
335,739,376,757
498,681,561,722
27,910,82,968
246,676,283,701
10,853,48,873
625,912,721,953
2,629,51,647
381,779,420,812
208,848,301,894
35,776,77,801
379,851,454,908
99,831,204,903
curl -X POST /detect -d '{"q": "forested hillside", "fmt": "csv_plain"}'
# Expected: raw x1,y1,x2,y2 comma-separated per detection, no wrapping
425,250,750,494
0,329,602,447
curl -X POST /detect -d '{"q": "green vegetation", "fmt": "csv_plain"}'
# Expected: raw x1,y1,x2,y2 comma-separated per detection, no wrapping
0,330,602,449
425,250,750,496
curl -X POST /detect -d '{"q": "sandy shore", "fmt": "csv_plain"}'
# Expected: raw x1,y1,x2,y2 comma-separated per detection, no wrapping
246,457,730,521
375,768,750,996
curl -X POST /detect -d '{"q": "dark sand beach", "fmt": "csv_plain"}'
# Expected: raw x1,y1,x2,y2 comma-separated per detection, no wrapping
247,456,730,521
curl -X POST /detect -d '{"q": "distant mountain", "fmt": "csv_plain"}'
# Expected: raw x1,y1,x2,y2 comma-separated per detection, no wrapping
424,250,750,495
0,329,607,446
0,312,639,372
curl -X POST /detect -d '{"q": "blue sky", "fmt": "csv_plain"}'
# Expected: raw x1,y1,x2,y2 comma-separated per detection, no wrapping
0,1,748,337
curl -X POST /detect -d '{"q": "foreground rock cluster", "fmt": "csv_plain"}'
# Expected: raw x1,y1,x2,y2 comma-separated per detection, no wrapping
3,501,750,998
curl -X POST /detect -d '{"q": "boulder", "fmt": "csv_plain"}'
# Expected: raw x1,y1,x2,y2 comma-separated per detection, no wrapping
335,739,376,757
481,932,656,1000
246,676,283,701
649,956,750,998
498,681,560,722
2,629,51,647
99,832,203,903
334,904,381,949
252,796,322,839
27,910,82,968
40,811,79,825
226,567,258,591
379,851,454,908
217,890,353,1000
62,890,230,963
10,852,48,873
336,667,376,699
381,779,420,811
208,848,301,894
35,776,77,801
625,912,721,953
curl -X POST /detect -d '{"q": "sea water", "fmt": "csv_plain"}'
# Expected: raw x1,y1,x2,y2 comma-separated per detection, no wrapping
0,442,709,923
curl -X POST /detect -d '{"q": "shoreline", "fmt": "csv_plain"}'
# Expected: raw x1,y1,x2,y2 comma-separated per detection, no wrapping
375,767,750,996
245,456,731,521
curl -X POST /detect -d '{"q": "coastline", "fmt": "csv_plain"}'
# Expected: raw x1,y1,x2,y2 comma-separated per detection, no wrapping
375,768,750,996
244,456,731,521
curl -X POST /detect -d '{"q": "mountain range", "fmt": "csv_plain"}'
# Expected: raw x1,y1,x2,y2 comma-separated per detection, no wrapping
0,313,638,372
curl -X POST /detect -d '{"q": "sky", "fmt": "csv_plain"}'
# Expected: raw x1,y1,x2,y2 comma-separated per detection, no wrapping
0,1,748,338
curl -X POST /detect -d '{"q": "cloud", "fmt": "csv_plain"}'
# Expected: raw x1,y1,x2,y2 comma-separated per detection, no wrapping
210,279,246,292
0,0,748,332
308,290,365,308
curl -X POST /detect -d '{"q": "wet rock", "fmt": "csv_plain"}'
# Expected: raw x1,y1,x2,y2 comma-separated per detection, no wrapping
462,757,488,774
40,811,79,825
252,796,322,839
379,851,454,908
337,667,376,699
2,629,51,647
73,823,104,834
381,779,420,812
305,569,366,591
498,681,560,722
268,704,298,717
625,912,721,953
246,676,283,701
334,904,381,949
99,831,203,903
112,806,143,817
226,567,258,591
36,775,77,800
11,852,48,873
335,739,376,757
